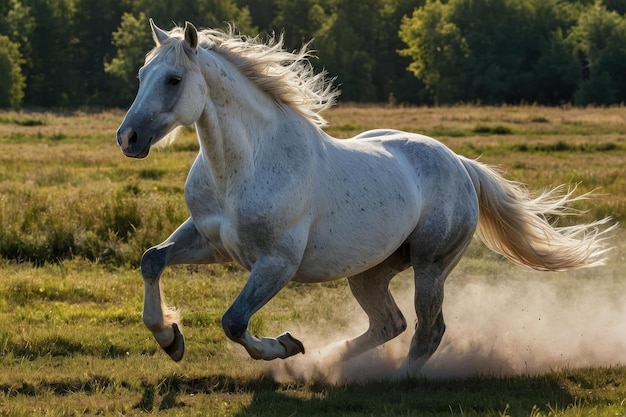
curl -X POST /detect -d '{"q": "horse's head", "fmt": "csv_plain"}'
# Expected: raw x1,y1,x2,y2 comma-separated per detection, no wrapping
117,19,207,158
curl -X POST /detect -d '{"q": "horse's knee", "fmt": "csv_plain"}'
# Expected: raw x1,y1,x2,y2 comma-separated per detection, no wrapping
141,245,169,280
377,314,407,341
221,309,247,341
394,315,408,338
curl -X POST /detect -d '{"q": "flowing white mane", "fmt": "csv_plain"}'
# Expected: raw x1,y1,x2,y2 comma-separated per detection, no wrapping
146,25,339,128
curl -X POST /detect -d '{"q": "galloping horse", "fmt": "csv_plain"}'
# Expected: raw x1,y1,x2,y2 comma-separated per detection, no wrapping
116,20,613,377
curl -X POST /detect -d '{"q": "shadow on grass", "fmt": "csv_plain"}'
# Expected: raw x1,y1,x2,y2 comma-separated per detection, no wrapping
131,373,577,416
133,374,272,412
0,371,601,416
0,335,143,360
0,374,130,397
245,376,577,417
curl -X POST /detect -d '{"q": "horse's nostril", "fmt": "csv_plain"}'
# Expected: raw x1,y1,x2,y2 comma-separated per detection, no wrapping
129,131,138,145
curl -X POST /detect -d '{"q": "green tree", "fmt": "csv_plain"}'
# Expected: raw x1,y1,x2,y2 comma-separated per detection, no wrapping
0,0,34,104
400,0,580,104
272,0,423,103
374,0,426,103
106,1,256,106
104,12,152,105
603,0,626,15
20,0,78,106
567,1,626,104
5,0,626,108
272,0,331,49
314,0,379,101
532,28,580,104
0,35,25,108
71,0,125,106
122,0,255,33
399,1,469,104
237,0,277,32
452,0,576,103
3,0,35,67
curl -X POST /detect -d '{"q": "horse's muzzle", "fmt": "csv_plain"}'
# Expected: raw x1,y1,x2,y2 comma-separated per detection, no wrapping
117,127,151,158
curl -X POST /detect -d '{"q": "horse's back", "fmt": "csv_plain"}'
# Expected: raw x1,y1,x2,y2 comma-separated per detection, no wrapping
345,129,475,201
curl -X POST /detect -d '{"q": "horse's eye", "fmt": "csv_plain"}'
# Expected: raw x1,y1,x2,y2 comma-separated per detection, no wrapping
167,76,182,86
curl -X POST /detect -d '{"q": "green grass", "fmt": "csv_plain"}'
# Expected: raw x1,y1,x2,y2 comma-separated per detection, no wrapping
0,259,625,416
0,106,625,415
472,124,514,135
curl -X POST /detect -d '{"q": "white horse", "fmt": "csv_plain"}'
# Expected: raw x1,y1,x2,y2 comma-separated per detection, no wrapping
116,20,614,377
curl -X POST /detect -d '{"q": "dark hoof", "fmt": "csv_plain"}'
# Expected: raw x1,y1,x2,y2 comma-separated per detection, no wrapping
277,332,305,357
162,323,185,362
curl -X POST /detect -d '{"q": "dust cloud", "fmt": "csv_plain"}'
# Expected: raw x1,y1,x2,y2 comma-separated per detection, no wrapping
268,238,626,384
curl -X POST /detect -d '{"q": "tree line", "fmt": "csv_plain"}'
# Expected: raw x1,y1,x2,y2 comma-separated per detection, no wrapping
0,0,624,109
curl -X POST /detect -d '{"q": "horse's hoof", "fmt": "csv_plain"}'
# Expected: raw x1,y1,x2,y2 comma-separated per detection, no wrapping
277,331,305,357
162,323,185,361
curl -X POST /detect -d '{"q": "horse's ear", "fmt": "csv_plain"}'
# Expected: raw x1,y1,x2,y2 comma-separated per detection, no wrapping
150,18,169,46
184,21,198,51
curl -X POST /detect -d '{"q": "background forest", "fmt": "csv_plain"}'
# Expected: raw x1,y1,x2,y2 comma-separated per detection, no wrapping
0,0,625,109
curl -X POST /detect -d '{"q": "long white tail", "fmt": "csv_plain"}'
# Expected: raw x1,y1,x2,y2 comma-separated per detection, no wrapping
459,156,615,271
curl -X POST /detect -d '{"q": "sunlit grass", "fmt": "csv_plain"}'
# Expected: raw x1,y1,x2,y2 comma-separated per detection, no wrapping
1,106,623,265
0,106,624,415
0,254,624,416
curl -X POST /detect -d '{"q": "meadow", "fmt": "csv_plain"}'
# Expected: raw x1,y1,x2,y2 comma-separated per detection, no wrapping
0,106,624,416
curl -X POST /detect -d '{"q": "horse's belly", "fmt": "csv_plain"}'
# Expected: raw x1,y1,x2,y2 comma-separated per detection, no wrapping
294,235,408,282
293,205,419,282
293,253,392,282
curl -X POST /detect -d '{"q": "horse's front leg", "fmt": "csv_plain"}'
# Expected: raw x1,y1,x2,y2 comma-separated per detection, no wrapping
221,254,305,360
141,218,227,361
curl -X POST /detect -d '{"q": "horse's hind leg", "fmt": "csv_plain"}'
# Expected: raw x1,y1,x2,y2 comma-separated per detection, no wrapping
141,218,226,361
400,229,474,377
324,248,411,364
399,262,447,376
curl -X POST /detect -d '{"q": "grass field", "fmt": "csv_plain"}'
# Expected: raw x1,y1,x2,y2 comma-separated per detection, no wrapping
0,106,624,416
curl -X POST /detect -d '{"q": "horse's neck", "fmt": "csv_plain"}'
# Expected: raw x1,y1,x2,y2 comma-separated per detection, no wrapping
194,50,278,191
